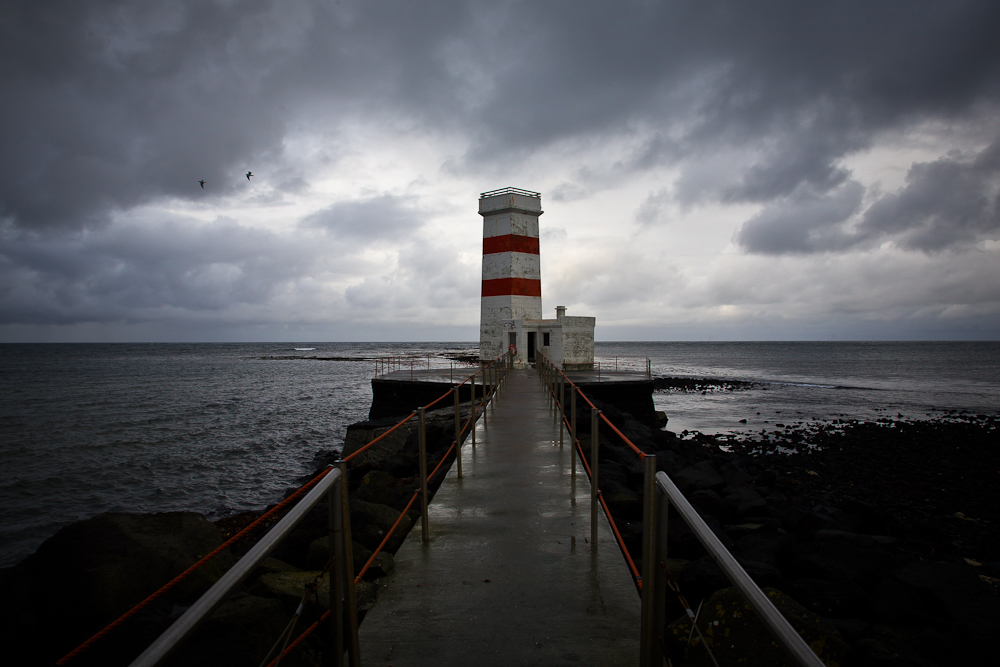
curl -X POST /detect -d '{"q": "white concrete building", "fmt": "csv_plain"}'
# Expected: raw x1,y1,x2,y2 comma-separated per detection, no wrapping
479,187,596,369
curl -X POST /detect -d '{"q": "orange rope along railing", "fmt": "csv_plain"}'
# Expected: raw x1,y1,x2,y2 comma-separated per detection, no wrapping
572,433,642,591
268,436,466,665
541,353,647,590
265,353,508,666
340,411,417,464
598,413,647,458
345,356,503,465
355,490,421,581
598,491,642,590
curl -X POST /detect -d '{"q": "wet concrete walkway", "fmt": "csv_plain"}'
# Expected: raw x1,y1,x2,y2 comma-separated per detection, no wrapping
359,369,640,666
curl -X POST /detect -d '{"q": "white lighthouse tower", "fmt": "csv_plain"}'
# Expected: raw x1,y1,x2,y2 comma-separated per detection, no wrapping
479,188,543,362
479,187,595,369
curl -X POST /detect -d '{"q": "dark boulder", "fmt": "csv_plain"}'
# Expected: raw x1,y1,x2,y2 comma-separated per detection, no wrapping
673,461,725,494
731,531,792,568
814,529,897,549
687,489,731,522
600,479,643,521
353,470,408,509
349,501,413,554
165,595,289,667
718,462,753,490
678,556,791,606
666,516,733,561
0,511,233,666
723,487,771,519
665,587,849,667
793,577,870,618
891,561,1000,641
792,539,896,584
654,449,682,475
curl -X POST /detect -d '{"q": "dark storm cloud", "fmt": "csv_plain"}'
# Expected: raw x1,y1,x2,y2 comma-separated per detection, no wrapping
468,1,1000,190
302,195,420,241
858,139,1000,252
0,0,478,230
732,181,866,255
0,216,329,325
1,1,290,229
734,139,1000,254
4,1,1000,231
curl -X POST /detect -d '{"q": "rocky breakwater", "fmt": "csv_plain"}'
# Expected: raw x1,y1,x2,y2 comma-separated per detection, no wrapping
0,394,482,666
571,392,999,666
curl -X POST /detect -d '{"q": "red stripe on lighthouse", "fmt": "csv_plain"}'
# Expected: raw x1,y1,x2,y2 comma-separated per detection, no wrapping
483,235,539,255
481,278,542,297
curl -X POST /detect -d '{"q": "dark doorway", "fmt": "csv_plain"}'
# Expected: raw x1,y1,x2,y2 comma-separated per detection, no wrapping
527,332,536,361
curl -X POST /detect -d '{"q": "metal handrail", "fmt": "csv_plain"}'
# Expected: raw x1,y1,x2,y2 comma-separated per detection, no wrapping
479,187,540,199
594,355,652,379
254,351,513,663
536,351,823,666
129,467,355,667
642,470,825,667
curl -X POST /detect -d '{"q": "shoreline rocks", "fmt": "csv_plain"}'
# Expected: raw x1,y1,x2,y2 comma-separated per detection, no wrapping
0,512,237,666
578,392,1000,666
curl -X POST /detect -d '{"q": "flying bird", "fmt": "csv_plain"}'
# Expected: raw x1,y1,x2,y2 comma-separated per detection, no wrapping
246,171,253,180
198,180,205,189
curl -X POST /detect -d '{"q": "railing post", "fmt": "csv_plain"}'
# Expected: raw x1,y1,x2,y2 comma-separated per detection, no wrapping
639,454,664,666
558,375,564,446
552,367,558,422
329,468,345,667
591,408,600,548
546,360,551,408
337,460,360,667
655,474,669,664
418,409,429,542
471,373,477,448
571,390,577,477
493,362,499,401
454,387,462,479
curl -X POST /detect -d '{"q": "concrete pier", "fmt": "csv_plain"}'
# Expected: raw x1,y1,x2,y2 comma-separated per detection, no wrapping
358,369,641,666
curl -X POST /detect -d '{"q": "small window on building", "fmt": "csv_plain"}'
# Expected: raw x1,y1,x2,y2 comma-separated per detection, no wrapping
509,332,517,348
543,332,550,346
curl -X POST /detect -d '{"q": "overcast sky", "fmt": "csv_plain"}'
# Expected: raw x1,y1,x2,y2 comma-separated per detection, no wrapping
2,0,999,342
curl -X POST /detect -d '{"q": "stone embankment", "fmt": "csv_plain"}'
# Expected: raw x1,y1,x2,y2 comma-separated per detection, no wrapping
574,390,1000,666
0,396,479,666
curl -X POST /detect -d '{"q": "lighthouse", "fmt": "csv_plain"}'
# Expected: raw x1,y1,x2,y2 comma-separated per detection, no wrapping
479,188,595,369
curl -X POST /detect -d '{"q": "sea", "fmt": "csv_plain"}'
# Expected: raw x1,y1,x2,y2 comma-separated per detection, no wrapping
1,341,998,567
